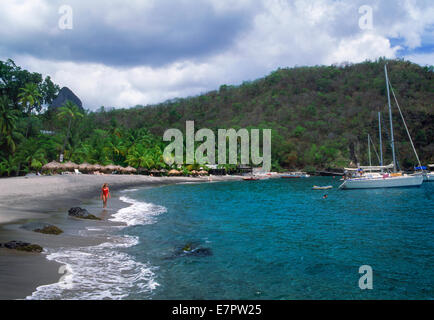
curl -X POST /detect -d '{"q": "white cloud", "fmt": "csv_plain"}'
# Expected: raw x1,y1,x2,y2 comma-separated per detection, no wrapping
382,0,434,49
2,0,433,109
404,52,434,65
0,0,51,32
13,55,217,108
326,32,400,65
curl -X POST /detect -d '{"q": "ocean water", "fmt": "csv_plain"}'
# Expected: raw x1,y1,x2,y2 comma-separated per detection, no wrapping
30,178,434,299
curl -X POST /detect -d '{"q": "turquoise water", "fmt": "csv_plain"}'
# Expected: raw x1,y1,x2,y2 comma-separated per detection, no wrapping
120,178,433,299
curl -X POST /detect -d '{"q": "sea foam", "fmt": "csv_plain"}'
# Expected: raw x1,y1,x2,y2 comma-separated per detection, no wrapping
27,235,158,300
109,196,167,226
28,195,166,300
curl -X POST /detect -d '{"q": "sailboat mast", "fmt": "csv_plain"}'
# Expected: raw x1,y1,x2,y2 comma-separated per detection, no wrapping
385,64,397,172
368,134,372,171
378,112,383,169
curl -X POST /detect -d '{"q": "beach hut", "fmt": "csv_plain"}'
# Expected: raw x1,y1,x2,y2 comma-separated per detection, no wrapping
42,161,61,173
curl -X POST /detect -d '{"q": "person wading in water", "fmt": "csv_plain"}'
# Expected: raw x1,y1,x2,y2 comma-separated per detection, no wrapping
101,183,111,208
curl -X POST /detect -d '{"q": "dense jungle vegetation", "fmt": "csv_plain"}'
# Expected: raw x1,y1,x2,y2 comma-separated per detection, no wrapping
0,58,432,176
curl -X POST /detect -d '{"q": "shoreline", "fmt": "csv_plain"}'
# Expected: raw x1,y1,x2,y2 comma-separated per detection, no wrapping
0,174,242,225
0,174,242,300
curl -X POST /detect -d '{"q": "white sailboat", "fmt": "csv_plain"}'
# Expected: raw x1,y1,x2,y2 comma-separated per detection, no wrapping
339,65,424,190
424,164,434,182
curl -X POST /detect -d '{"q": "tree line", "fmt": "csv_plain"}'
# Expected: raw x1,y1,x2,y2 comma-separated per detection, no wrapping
0,58,432,176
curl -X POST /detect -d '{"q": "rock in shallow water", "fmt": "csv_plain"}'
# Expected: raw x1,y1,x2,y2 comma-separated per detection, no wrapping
68,207,101,220
175,243,213,257
35,225,63,235
188,247,213,257
22,222,64,235
0,241,43,253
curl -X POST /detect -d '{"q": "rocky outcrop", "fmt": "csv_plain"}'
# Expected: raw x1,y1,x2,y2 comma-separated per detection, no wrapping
186,247,212,257
68,207,101,220
177,243,213,257
49,87,83,111
0,241,43,253
22,222,64,235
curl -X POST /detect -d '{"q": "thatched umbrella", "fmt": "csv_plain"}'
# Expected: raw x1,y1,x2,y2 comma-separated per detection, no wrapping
137,167,149,175
86,164,96,171
92,164,103,172
104,164,117,173
191,170,198,176
168,169,180,176
119,166,128,174
150,169,160,176
62,161,79,172
42,161,61,172
125,166,137,174
160,169,168,176
198,170,209,176
78,162,92,172
111,165,123,174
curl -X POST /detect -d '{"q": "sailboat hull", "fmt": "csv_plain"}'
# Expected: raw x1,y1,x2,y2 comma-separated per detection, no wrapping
339,175,423,189
424,173,434,182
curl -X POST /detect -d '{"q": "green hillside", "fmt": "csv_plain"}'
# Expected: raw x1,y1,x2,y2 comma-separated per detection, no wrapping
94,58,434,170
0,58,433,176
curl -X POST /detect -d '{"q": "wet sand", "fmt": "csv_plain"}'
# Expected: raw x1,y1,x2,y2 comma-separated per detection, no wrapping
0,174,241,225
0,174,242,299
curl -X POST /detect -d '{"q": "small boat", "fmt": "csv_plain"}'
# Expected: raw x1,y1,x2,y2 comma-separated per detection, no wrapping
312,185,333,190
281,172,310,179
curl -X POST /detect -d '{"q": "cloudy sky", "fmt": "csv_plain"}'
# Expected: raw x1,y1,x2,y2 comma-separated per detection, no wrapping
1,0,433,109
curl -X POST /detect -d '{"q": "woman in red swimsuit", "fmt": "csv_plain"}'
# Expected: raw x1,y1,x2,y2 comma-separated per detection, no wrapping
101,183,111,208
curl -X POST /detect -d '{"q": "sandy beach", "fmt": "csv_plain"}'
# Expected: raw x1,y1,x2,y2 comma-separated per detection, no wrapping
0,174,242,299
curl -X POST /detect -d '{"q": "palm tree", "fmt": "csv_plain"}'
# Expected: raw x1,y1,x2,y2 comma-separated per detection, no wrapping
18,83,43,114
15,138,48,173
0,155,19,177
0,96,19,153
126,143,165,169
18,83,43,138
57,100,84,162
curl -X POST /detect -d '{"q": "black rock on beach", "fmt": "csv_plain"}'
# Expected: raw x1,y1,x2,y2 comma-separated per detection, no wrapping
68,207,101,220
0,241,43,253
22,222,64,235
